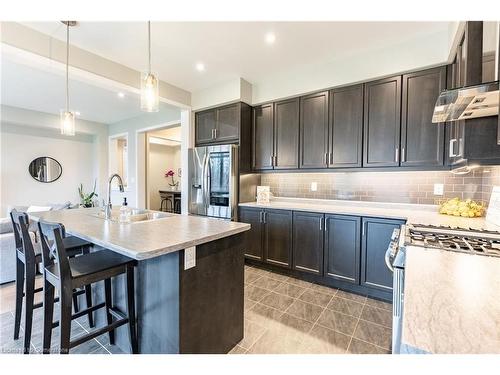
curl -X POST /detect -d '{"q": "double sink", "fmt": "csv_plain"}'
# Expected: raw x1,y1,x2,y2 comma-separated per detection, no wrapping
91,209,173,223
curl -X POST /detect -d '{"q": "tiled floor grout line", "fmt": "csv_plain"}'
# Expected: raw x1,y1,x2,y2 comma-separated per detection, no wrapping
344,298,367,353
74,318,112,354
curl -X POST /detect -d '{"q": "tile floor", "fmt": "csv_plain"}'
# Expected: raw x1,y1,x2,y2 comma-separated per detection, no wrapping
232,265,392,354
0,265,392,354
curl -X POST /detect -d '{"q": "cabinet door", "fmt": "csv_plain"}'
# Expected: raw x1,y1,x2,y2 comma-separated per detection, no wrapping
292,211,324,275
329,85,363,168
215,103,239,143
401,67,446,167
274,98,299,169
252,104,274,170
361,217,404,291
239,207,263,261
299,91,329,169
195,109,216,145
324,215,361,284
264,209,292,268
363,76,402,167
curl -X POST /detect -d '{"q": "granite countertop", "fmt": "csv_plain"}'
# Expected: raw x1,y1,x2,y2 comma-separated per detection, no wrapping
401,247,500,354
239,197,500,231
30,208,250,260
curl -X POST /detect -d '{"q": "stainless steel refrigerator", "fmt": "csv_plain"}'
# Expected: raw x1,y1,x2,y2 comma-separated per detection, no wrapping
188,144,238,220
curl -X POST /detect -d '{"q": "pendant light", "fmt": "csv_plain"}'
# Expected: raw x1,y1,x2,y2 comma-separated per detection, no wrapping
141,21,159,112
60,21,76,136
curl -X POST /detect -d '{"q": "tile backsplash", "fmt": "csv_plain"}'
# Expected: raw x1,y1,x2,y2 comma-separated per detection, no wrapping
260,166,500,206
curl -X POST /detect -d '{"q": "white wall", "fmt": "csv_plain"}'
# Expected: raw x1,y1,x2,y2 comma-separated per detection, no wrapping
107,110,181,207
148,143,181,210
191,78,252,111
0,105,108,205
0,127,96,215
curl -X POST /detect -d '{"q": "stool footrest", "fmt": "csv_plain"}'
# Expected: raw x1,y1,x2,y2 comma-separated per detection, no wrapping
51,302,106,329
69,317,129,349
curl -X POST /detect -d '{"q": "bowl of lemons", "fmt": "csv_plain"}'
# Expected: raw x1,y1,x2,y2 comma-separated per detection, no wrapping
438,197,485,218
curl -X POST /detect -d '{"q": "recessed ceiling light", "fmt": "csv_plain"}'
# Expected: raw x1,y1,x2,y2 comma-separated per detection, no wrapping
75,111,81,116
265,32,276,45
195,62,205,72
117,92,125,98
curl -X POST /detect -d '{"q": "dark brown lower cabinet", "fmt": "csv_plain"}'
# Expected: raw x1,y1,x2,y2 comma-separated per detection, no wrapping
264,209,292,268
239,207,263,261
361,217,405,291
240,206,404,301
324,215,361,284
292,211,324,275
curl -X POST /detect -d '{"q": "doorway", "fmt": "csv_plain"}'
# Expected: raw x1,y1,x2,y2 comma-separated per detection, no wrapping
145,125,182,211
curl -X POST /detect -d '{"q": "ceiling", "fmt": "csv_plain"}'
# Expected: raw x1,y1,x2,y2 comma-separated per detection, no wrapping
21,22,452,93
1,54,181,124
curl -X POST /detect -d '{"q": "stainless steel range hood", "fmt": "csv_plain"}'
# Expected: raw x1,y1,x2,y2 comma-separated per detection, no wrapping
433,21,500,124
431,81,499,123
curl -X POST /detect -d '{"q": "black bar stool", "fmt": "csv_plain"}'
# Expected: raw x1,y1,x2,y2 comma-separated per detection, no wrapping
159,191,173,212
38,219,138,354
10,210,94,354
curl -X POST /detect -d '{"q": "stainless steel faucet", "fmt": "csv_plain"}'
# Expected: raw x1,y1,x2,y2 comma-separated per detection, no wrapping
105,173,124,220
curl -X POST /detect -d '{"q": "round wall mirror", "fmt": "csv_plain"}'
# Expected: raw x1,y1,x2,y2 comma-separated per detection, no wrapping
28,157,62,183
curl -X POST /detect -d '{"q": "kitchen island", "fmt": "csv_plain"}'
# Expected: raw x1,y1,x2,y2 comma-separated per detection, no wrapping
30,208,250,354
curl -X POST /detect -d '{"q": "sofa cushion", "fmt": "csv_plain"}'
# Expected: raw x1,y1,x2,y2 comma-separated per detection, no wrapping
0,218,13,234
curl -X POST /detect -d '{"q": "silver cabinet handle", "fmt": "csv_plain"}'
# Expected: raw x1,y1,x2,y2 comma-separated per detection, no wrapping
458,138,464,157
330,152,334,165
449,139,457,157
362,223,365,237
324,217,328,232
319,217,323,231
395,147,399,163
259,211,263,223
385,247,395,272
401,147,405,162
269,156,274,167
324,153,328,165
263,211,267,224
214,128,217,139
274,156,278,166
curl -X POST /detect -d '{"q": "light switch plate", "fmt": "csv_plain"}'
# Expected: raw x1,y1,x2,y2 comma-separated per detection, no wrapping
433,183,444,196
311,182,318,192
184,246,196,270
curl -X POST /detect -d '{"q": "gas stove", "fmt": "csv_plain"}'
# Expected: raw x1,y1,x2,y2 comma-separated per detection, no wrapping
404,223,500,258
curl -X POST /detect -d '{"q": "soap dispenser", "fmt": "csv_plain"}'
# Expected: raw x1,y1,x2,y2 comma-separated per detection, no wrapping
119,197,130,223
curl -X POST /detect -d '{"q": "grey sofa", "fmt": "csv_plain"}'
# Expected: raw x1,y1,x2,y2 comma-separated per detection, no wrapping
0,202,75,284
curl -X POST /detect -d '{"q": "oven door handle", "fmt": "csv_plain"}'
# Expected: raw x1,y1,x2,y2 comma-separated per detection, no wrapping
385,246,394,273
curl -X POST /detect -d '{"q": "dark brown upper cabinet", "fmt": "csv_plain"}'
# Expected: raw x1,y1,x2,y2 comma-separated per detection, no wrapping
216,103,240,143
363,76,402,167
292,211,324,275
252,104,274,170
329,85,363,168
195,103,242,146
195,109,216,145
299,91,329,169
401,67,446,167
274,98,300,169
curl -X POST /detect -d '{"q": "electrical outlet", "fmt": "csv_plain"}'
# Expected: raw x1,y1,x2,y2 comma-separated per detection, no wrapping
311,182,318,192
433,183,444,196
184,246,196,270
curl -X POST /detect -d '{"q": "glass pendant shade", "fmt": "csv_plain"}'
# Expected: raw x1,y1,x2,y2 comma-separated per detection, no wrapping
141,71,159,112
60,110,75,136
